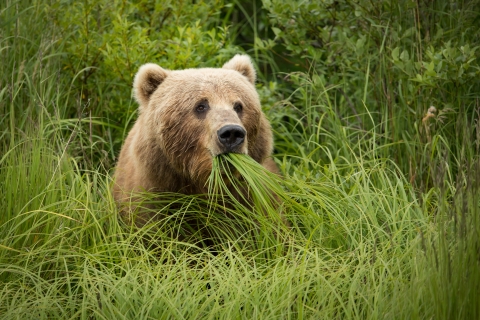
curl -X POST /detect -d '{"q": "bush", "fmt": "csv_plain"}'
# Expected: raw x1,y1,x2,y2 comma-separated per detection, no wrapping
261,0,480,188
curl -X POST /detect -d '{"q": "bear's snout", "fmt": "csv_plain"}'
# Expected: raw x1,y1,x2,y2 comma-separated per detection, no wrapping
217,125,246,152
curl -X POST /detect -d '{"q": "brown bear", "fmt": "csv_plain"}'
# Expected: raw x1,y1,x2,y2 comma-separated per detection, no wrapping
113,55,278,225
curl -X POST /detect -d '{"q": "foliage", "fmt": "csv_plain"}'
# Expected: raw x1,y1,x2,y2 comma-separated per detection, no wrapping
47,0,240,168
261,0,480,189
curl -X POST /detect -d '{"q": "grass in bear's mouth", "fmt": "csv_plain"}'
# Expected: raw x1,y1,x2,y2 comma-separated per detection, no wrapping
212,155,238,178
209,153,284,210
207,154,290,244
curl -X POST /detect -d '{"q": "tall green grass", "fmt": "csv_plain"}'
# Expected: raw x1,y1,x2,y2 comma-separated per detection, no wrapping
1,0,479,319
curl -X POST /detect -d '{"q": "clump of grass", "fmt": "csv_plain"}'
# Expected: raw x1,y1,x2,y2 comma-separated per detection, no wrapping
210,155,288,220
200,153,291,254
115,153,291,254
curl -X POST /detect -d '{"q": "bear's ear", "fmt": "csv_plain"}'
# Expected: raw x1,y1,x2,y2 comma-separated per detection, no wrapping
222,54,256,85
133,63,169,107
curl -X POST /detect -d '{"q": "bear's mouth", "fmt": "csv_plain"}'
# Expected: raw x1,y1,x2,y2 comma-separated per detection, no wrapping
210,147,248,158
213,154,240,178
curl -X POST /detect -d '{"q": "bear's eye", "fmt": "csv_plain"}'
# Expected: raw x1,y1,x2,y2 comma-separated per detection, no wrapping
195,101,208,113
234,102,243,113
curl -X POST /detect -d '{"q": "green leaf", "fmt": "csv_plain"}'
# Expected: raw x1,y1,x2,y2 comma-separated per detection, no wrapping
272,27,282,37
400,50,409,62
392,47,400,61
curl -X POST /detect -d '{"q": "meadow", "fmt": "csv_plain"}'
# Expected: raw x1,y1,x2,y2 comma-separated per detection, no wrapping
1,0,479,318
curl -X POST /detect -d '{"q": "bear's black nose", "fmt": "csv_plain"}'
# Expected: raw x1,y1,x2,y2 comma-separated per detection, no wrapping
217,125,246,151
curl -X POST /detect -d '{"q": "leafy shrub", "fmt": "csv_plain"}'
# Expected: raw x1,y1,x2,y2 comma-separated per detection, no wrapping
260,0,480,189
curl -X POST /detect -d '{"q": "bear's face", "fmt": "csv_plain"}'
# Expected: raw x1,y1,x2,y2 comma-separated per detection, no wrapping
132,55,271,185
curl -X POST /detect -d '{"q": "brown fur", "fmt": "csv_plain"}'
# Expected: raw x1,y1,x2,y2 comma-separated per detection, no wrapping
113,55,278,225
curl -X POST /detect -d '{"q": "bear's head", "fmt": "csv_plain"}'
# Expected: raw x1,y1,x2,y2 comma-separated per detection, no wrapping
132,55,273,186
